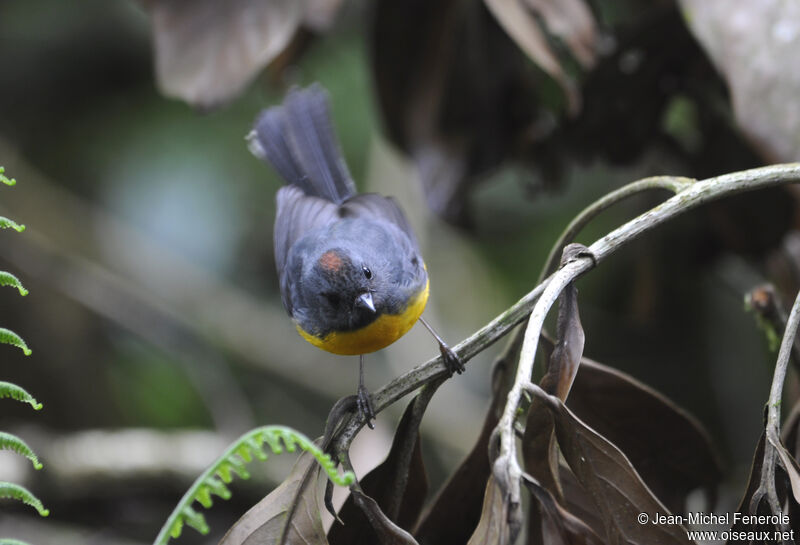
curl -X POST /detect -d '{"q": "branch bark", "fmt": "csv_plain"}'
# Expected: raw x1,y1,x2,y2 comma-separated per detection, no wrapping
329,163,800,479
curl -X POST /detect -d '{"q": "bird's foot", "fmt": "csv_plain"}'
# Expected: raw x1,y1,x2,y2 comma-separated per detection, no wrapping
440,342,465,376
357,383,376,429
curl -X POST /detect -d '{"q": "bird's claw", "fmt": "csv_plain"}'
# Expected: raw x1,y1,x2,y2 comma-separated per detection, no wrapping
440,343,465,375
357,384,376,429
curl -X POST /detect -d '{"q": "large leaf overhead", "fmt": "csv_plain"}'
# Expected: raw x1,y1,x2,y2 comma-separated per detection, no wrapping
679,0,800,162
142,0,303,108
483,0,598,113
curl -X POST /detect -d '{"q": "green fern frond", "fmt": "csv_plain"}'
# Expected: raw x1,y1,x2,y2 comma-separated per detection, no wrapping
0,538,35,545
0,482,49,516
0,217,25,233
154,425,355,545
0,432,42,470
0,272,28,296
0,328,31,356
0,167,15,186
0,382,42,410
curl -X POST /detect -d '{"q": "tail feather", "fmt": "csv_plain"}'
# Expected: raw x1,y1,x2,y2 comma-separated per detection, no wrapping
249,108,313,195
249,84,356,203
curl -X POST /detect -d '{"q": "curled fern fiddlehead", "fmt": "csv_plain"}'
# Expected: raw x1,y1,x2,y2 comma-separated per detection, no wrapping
0,328,31,356
0,217,25,233
0,432,42,470
1,168,47,544
0,482,49,517
0,382,42,410
0,167,15,186
0,272,28,296
153,425,355,545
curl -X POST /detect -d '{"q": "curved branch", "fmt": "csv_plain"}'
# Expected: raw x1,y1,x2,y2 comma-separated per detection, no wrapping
493,162,800,490
333,163,800,456
538,175,694,283
766,290,800,446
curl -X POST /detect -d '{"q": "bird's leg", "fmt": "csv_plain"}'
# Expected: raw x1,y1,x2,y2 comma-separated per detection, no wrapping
356,354,376,429
419,316,465,375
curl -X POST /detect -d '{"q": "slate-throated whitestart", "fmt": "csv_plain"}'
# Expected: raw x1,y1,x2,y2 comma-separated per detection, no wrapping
247,84,463,427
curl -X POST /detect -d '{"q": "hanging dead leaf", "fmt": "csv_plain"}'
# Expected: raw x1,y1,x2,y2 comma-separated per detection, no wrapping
349,490,421,545
770,436,800,506
522,404,560,500
528,384,690,544
141,0,302,108
567,358,722,514
219,447,327,545
782,399,800,457
540,244,586,400
728,432,776,542
557,463,609,540
522,473,604,545
413,336,521,544
678,0,800,162
466,474,523,545
523,246,585,501
328,394,430,544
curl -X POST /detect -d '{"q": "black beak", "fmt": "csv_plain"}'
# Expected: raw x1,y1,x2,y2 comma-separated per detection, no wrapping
356,292,376,313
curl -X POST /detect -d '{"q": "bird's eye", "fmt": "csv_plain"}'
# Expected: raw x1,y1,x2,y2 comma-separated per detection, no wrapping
362,266,372,280
322,292,341,307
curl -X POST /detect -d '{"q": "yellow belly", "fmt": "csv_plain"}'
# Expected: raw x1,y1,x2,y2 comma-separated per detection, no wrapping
296,280,430,355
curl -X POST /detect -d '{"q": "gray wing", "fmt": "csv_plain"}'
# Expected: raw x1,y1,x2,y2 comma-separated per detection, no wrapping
274,185,339,277
339,193,421,252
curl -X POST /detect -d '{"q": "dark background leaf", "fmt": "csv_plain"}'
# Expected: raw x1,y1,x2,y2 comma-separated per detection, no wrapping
567,358,722,513
219,449,327,545
531,385,690,544
414,338,520,544
466,474,522,545
328,394,429,544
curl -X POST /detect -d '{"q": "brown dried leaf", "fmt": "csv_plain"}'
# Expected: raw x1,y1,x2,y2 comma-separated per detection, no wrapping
413,336,521,544
142,0,302,108
328,395,429,544
540,244,586,400
567,358,722,514
350,490,421,545
523,473,604,545
522,403,559,499
772,437,800,506
466,474,523,545
558,464,609,540
523,259,585,500
729,432,774,541
678,0,800,162
782,400,800,457
529,384,690,545
219,448,327,545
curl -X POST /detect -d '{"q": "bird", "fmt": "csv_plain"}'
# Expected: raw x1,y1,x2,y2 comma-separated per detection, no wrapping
247,83,463,427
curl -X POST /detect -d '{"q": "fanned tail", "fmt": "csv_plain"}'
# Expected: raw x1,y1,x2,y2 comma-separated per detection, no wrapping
248,84,356,203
